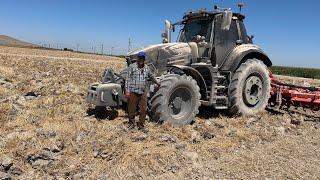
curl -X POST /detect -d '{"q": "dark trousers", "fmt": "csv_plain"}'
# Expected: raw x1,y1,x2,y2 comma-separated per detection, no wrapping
128,92,147,127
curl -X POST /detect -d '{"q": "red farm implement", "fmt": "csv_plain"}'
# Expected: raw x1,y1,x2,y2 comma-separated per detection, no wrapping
268,72,320,119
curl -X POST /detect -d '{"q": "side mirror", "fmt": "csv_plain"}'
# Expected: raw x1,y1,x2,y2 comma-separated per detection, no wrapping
221,11,232,31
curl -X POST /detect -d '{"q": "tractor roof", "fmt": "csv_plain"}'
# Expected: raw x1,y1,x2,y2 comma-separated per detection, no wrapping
182,9,245,22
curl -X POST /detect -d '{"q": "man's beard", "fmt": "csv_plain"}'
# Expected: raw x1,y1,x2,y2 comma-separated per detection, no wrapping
138,63,144,68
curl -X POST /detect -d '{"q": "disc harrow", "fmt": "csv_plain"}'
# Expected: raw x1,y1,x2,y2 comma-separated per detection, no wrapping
268,72,320,119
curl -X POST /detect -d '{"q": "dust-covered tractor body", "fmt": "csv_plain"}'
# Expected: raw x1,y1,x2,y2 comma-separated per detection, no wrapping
87,7,273,126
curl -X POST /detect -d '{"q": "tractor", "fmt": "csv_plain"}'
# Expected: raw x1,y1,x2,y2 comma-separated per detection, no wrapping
86,5,272,126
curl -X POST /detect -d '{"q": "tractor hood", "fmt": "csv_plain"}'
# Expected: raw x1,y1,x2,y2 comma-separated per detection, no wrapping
127,42,196,72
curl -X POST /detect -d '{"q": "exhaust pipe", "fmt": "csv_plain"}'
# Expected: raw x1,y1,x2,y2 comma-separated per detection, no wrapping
162,20,172,43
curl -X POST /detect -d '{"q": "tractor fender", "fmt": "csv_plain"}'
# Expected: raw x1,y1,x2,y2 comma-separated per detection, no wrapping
220,44,272,72
167,65,207,99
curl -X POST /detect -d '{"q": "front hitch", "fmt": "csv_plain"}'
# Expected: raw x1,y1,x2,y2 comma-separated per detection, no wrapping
102,68,117,83
87,68,125,108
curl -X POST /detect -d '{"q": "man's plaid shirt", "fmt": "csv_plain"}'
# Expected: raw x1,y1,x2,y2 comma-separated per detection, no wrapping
125,63,156,94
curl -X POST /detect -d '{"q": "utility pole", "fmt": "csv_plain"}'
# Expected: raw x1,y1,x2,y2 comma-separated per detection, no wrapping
128,38,131,53
111,46,114,56
76,44,79,52
101,44,104,55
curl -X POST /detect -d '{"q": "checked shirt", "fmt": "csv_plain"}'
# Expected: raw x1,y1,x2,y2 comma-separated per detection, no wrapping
125,63,156,94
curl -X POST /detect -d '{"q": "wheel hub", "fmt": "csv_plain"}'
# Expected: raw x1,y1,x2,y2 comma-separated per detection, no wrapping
168,87,192,118
244,76,263,106
172,97,183,109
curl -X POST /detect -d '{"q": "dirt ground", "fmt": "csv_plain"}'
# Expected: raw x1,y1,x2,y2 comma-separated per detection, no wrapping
1,46,320,179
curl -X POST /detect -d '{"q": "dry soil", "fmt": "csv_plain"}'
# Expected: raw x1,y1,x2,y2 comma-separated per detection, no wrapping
1,46,320,179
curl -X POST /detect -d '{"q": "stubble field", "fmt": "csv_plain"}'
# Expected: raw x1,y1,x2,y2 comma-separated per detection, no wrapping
1,46,320,179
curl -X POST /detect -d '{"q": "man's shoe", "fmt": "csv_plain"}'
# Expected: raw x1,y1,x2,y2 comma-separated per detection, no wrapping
127,122,135,130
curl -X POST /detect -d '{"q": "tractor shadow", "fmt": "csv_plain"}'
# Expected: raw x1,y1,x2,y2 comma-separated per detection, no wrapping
86,107,119,120
197,105,230,119
86,105,230,122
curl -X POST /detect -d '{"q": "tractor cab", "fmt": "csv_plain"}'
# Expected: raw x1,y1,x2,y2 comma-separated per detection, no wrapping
163,8,251,67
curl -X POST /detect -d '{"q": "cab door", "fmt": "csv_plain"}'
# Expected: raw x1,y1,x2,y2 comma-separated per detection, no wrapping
212,14,239,67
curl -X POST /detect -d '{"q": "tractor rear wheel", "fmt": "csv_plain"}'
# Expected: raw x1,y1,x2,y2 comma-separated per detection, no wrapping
150,74,201,126
228,59,271,116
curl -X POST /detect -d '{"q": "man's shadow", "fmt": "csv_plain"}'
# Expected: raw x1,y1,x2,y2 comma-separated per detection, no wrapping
86,106,119,120
87,104,229,122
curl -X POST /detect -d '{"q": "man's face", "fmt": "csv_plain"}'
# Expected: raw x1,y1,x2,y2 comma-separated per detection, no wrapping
137,57,145,68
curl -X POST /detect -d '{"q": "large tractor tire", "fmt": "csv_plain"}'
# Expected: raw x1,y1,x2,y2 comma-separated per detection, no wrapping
228,59,271,116
150,74,201,126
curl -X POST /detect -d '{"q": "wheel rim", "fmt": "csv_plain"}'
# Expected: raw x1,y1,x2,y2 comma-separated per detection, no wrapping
243,75,263,107
168,86,192,119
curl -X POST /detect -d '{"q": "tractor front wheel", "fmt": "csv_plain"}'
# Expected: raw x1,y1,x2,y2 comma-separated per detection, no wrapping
150,74,201,126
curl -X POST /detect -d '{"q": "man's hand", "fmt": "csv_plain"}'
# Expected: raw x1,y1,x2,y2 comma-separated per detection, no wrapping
125,92,131,98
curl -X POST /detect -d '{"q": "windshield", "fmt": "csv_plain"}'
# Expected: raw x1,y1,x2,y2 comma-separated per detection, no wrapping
178,18,213,43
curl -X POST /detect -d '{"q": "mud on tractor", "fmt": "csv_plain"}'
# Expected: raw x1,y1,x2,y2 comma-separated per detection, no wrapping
86,5,274,126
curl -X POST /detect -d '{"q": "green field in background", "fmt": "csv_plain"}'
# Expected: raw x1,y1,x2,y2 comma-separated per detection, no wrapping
270,66,320,79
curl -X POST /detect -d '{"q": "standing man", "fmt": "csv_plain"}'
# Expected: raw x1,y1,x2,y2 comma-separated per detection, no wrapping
125,52,160,132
